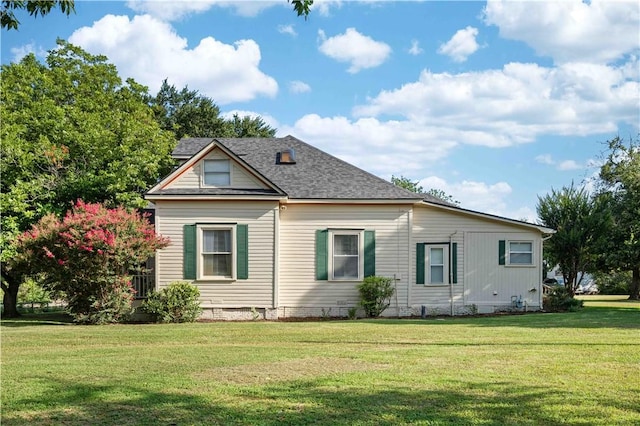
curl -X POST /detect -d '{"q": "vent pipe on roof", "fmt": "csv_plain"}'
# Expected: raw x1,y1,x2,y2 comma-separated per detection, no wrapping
277,148,296,164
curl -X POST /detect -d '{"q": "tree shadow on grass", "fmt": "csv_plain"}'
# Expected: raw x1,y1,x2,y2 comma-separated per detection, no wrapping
3,377,638,426
0,312,74,327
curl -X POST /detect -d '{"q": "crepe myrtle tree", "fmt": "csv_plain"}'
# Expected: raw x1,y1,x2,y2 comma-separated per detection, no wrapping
12,200,169,324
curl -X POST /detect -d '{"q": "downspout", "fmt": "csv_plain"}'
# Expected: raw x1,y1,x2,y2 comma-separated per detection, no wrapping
273,205,281,310
449,231,458,316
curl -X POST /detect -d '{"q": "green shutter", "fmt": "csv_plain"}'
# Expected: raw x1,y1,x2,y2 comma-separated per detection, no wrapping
364,230,376,277
499,240,506,265
451,242,458,284
236,224,248,280
315,229,328,281
416,243,425,284
183,224,197,280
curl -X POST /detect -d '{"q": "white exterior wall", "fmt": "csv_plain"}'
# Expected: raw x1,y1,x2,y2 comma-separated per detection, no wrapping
412,205,543,314
164,150,268,190
278,204,412,317
154,200,278,308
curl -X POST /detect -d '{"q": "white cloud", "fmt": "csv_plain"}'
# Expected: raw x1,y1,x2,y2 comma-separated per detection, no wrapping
484,0,640,64
289,80,311,94
318,28,391,73
10,42,45,62
221,110,280,130
408,39,423,56
353,60,639,146
125,0,278,20
68,14,277,104
535,154,554,165
437,26,480,62
418,176,522,218
278,24,297,37
279,114,458,175
557,160,582,171
313,0,343,17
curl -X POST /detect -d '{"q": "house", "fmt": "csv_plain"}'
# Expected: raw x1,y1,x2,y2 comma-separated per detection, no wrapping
145,135,554,320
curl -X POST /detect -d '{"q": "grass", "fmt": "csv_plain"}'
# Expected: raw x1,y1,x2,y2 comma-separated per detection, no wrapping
1,297,638,425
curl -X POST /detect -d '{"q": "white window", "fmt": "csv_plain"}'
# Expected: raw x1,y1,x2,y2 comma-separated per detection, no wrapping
198,226,235,279
427,244,449,285
203,159,230,186
330,230,364,281
509,241,533,265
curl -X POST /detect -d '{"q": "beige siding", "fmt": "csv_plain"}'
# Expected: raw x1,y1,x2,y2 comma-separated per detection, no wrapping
412,205,543,312
163,149,269,190
465,232,542,310
278,204,411,312
155,200,277,308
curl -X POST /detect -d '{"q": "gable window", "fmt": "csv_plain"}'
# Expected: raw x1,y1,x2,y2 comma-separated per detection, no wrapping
183,224,249,281
203,159,230,186
315,229,375,281
416,243,457,285
508,241,533,265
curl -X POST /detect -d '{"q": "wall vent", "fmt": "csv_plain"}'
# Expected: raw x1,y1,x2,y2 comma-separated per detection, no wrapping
277,148,296,164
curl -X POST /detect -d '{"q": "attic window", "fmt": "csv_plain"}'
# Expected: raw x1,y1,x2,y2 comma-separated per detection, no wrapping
277,149,296,164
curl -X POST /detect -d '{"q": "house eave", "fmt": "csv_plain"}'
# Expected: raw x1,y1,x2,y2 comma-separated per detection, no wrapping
421,201,556,234
145,194,287,202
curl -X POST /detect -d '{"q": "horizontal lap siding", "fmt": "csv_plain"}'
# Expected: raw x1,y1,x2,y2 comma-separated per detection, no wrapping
279,205,410,308
412,205,542,308
155,201,277,307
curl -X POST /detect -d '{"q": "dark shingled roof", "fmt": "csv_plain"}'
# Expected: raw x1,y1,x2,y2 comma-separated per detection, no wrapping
162,135,424,201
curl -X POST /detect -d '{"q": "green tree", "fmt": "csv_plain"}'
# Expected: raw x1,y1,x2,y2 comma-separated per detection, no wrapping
536,184,609,296
391,175,460,205
1,0,75,30
0,40,175,317
595,136,640,300
290,0,313,19
150,80,276,140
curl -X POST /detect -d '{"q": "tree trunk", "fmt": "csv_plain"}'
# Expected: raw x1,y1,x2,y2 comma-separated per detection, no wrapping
1,269,22,318
629,268,640,300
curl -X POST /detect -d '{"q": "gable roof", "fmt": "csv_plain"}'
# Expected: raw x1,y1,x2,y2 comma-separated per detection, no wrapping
151,135,423,201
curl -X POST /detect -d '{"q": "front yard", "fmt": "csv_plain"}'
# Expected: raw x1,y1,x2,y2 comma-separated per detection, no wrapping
1,296,639,425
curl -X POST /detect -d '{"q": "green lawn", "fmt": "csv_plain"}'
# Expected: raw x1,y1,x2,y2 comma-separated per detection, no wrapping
2,298,639,425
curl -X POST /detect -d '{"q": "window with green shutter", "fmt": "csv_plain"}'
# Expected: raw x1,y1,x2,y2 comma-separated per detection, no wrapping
183,224,248,280
417,242,458,285
316,229,375,281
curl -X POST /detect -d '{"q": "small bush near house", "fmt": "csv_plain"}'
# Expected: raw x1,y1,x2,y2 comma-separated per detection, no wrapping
142,281,202,323
358,276,395,317
544,286,584,312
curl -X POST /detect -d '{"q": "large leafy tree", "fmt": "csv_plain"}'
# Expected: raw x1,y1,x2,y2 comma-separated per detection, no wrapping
0,40,175,317
595,136,640,300
536,184,609,295
150,80,276,140
1,0,75,30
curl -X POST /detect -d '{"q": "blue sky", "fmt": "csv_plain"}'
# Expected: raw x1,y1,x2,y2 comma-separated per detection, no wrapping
3,0,639,221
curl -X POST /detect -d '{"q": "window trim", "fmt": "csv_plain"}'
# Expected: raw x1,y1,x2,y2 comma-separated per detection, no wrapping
202,159,231,187
426,243,450,285
196,224,236,281
329,229,364,281
507,240,534,267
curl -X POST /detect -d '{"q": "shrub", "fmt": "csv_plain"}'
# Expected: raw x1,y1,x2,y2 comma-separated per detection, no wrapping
13,200,169,324
142,281,202,323
358,276,395,317
594,271,631,295
544,286,584,312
